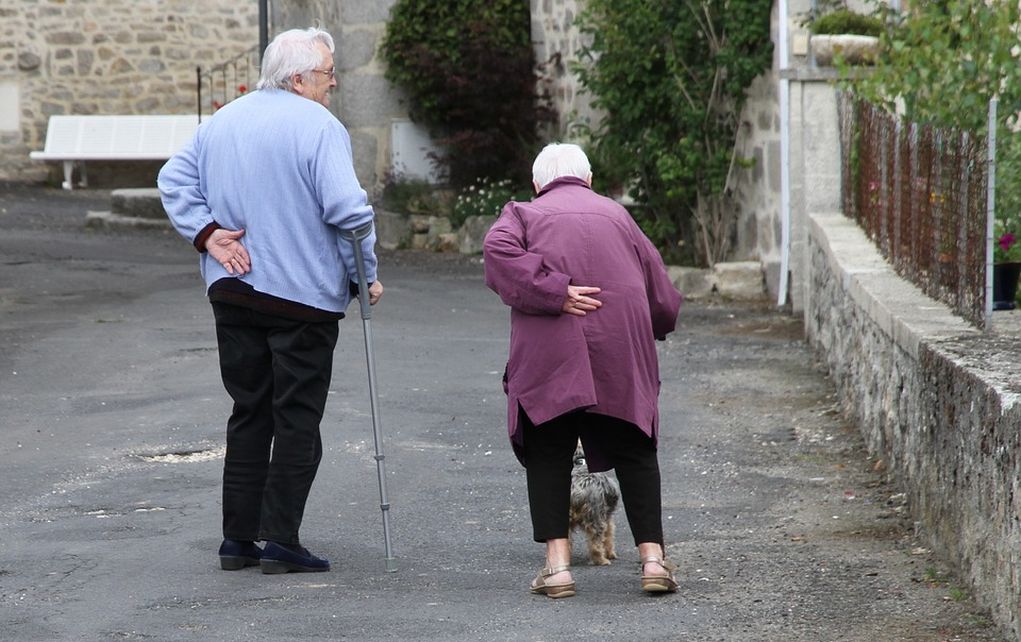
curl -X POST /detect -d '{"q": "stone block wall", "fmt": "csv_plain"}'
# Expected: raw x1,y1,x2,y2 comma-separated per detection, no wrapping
0,0,258,183
730,72,781,270
529,0,599,137
272,0,404,192
807,212,1021,641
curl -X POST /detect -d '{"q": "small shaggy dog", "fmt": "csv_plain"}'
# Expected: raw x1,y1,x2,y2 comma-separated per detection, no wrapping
569,443,621,565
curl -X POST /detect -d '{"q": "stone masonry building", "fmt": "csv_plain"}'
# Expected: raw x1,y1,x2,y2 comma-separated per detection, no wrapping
1,0,258,184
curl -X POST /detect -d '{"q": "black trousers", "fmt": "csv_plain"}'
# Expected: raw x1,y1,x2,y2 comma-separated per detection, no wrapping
523,410,664,546
212,301,339,546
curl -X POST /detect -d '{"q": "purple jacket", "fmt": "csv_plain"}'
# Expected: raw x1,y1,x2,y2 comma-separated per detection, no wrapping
483,176,682,471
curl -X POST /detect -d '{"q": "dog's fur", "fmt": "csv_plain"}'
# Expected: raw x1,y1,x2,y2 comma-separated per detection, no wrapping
569,443,620,565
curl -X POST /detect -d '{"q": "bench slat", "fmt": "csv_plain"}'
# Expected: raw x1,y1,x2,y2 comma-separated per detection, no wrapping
32,115,199,158
29,114,201,190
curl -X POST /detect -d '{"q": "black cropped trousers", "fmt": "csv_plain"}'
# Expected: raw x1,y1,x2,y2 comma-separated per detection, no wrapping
522,409,664,546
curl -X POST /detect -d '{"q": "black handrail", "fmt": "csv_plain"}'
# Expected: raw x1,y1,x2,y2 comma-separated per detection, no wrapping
197,45,260,123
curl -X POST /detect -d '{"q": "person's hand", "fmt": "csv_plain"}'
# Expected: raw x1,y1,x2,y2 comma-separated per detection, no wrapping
368,280,383,305
206,228,251,275
562,285,601,316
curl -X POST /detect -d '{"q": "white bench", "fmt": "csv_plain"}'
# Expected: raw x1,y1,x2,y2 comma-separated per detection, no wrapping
30,115,199,190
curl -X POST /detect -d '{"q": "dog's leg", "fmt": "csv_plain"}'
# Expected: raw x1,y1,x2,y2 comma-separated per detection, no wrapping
604,520,617,560
587,524,610,565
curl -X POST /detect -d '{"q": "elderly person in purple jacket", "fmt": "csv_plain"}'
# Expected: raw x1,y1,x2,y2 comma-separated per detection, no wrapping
484,143,682,598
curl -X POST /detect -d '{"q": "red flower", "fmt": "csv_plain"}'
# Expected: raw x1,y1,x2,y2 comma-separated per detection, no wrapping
238,84,247,94
212,100,223,110
999,232,1016,252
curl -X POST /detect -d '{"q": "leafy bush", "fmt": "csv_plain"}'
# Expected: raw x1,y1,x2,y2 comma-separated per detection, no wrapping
574,0,773,266
380,0,554,190
451,177,530,229
378,173,447,217
810,9,883,37
854,1,1021,234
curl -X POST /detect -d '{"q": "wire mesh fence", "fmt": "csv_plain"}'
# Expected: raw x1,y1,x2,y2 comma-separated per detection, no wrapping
837,92,989,327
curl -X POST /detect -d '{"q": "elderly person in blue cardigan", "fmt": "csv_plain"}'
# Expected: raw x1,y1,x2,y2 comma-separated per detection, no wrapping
484,143,682,598
158,26,382,574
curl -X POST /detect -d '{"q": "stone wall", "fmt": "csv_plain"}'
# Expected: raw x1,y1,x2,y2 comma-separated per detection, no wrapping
272,0,404,192
529,0,598,137
0,0,258,183
807,212,1021,641
730,72,781,274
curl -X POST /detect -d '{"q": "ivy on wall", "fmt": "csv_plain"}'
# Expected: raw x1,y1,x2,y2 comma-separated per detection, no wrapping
574,0,773,266
380,0,554,189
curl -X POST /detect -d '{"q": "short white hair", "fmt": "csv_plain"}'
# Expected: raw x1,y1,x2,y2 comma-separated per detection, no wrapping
532,143,592,190
256,27,335,91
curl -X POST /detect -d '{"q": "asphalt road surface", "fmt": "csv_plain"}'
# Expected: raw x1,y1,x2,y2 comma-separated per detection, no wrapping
0,183,1003,641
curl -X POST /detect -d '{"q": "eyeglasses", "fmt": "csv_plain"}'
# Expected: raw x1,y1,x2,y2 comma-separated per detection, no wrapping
310,67,335,80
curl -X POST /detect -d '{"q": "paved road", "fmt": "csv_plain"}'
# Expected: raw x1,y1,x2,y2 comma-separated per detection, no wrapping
0,183,1003,640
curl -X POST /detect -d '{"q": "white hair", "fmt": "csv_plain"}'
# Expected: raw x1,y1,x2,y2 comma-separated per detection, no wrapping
256,27,336,91
532,143,592,190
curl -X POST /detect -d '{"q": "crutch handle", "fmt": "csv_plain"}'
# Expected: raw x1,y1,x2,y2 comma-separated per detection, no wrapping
340,222,375,320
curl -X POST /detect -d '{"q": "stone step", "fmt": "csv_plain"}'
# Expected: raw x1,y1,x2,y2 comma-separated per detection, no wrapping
110,187,166,220
85,187,171,230
668,261,767,301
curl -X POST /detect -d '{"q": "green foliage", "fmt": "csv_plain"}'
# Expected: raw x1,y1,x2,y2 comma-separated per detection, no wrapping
378,173,447,217
574,0,773,266
380,0,554,189
810,9,883,37
854,1,1021,237
857,2,1021,132
451,177,531,229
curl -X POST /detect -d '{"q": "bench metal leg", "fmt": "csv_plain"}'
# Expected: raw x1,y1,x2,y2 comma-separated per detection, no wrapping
79,162,88,188
62,161,73,190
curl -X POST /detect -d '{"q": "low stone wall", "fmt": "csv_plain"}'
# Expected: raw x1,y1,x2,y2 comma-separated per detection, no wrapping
806,212,1021,640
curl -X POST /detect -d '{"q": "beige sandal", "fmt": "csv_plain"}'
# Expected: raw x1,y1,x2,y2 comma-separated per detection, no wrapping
530,564,576,598
640,556,678,593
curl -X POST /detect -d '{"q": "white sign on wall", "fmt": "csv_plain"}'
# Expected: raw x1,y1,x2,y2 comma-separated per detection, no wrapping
0,82,19,131
390,119,444,184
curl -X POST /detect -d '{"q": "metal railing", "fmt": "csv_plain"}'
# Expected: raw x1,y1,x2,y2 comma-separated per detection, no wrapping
838,93,989,327
196,45,261,122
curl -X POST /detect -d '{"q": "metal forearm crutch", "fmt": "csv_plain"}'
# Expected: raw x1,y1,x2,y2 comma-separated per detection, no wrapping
340,221,397,573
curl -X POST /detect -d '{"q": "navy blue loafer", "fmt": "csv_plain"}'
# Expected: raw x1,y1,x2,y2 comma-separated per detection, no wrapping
260,541,330,574
218,539,263,570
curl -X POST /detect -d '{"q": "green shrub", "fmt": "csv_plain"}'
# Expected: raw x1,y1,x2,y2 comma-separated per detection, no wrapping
810,9,883,37
574,0,773,266
854,1,1021,234
380,0,554,190
378,174,447,217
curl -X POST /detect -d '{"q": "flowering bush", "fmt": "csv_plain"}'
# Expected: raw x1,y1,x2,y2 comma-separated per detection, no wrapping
451,177,530,228
994,218,1021,263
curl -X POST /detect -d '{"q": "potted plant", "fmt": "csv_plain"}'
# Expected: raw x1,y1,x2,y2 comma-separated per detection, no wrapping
993,217,1021,310
806,1,883,66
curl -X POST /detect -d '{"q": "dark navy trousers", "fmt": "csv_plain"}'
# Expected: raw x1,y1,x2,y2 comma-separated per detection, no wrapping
212,301,338,546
